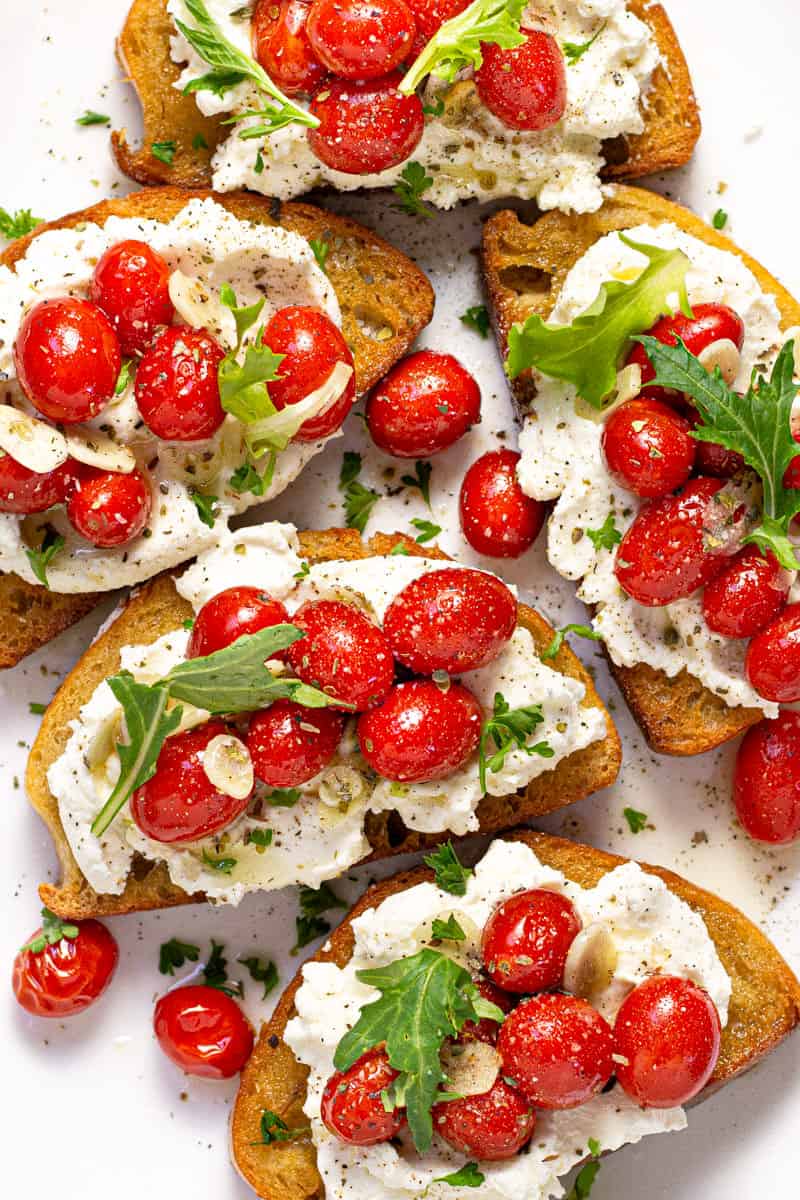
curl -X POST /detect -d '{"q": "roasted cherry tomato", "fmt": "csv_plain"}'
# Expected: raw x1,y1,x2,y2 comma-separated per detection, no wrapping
287,598,395,711
685,406,746,478
188,587,291,659
130,720,253,844
406,0,469,56
626,303,745,405
252,0,328,95
154,985,254,1080
366,350,481,458
308,73,424,175
746,602,800,703
459,448,545,559
432,1076,535,1162
0,453,76,514
734,711,800,844
262,306,356,441
247,700,344,787
91,239,174,356
12,915,118,1018
307,0,416,79
601,397,696,498
482,889,581,994
498,993,614,1110
321,1048,405,1146
702,547,788,639
67,466,152,548
783,429,800,490
614,976,721,1108
358,680,482,782
383,567,517,675
14,297,121,424
475,29,567,131
458,978,516,1045
135,325,226,442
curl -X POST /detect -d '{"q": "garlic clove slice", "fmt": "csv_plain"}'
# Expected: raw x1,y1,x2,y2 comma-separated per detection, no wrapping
66,430,136,474
0,406,68,474
440,1040,501,1098
563,923,618,1002
698,338,741,386
202,734,254,800
168,270,237,348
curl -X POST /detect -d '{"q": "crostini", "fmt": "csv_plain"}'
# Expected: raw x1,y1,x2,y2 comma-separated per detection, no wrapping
25,526,620,919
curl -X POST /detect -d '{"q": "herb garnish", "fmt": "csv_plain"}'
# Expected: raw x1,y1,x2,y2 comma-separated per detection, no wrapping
586,513,622,552
460,304,490,338
541,623,602,660
292,883,347,953
20,908,79,954
115,359,133,396
435,1162,486,1188
478,693,553,791
230,462,268,497
29,702,47,715
159,938,201,975
431,915,466,942
191,490,219,528
239,955,279,998
0,207,42,240
339,451,380,533
26,527,64,588
623,807,648,834
203,940,243,997
423,842,472,896
400,0,526,94
254,1110,309,1146
401,459,433,507
411,518,442,544
309,237,330,273
566,1138,602,1199
393,162,435,218
712,208,729,230
562,22,606,66
77,110,110,126
151,140,177,165
202,848,238,874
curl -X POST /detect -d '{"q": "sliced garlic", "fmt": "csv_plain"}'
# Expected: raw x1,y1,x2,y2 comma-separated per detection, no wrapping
563,923,618,1002
616,362,643,404
201,734,254,799
168,270,237,348
698,338,740,385
441,1040,501,1098
66,430,136,474
246,361,353,452
0,406,68,474
318,763,368,810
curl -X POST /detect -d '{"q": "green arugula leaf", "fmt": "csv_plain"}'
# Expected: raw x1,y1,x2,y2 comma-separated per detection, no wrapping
159,938,201,975
191,490,218,528
479,693,553,791
460,304,490,338
542,623,602,661
586,512,622,552
203,939,243,997
562,21,606,66
400,0,526,93
203,849,238,874
230,462,267,496
712,208,729,230
401,460,433,507
309,237,330,273
431,914,466,942
115,359,133,396
151,140,176,165
0,207,42,240
393,162,434,218
26,527,64,588
566,1138,602,1199
623,807,648,834
254,1110,309,1146
411,518,442,544
292,883,346,953
77,110,110,126
423,842,472,896
435,1162,485,1188
239,955,279,999
20,908,79,955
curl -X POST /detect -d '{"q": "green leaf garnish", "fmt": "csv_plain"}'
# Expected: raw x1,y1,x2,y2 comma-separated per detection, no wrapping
202,849,237,874
390,542,410,555
26,527,64,588
393,161,434,218
309,237,330,273
460,304,490,338
566,1137,602,1199
115,359,133,396
77,110,110,126
20,907,79,955
400,0,526,94
0,207,42,240
254,1109,309,1146
292,883,346,953
248,827,273,851
479,692,553,791
435,1162,485,1188
239,955,279,999
623,807,648,834
29,702,47,715
712,208,729,231
339,452,379,533
562,22,606,66
192,131,209,150
294,560,310,580
264,787,301,807
203,939,243,997
423,97,445,117
586,512,622,552
219,338,284,425
191,490,218,528
151,140,176,165
411,518,442,544
159,938,201,975
431,914,466,942
230,462,267,497
541,623,602,661
401,459,433,507
423,842,472,896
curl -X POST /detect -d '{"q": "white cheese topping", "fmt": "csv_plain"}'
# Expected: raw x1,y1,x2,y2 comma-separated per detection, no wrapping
46,524,607,903
168,0,659,214
517,221,787,716
285,839,731,1200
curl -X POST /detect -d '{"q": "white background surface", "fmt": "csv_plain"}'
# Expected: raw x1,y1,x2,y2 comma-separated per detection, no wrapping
3,2,800,1196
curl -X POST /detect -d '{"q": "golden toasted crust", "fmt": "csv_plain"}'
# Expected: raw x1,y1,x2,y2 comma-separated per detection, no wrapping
230,827,800,1200
112,0,699,191
481,184,800,756
26,530,620,919
0,186,434,669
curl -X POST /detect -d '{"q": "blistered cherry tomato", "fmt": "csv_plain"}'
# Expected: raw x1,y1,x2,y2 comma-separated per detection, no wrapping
154,985,254,1080
734,712,800,844
0,453,75,514
475,29,567,131
366,351,481,458
358,680,482,782
482,889,581,994
12,916,118,1018
321,1048,405,1146
131,720,253,844
383,567,517,675
626,303,745,405
135,325,225,442
458,978,516,1045
601,397,696,498
783,429,800,490
433,1076,535,1162
188,587,291,659
498,993,614,1110
459,448,545,559
287,599,394,711
91,239,174,356
614,976,721,1108
14,297,121,424
262,306,356,441
307,0,416,79
684,405,746,478
406,0,469,56
252,0,328,95
308,73,424,175
247,700,344,787
746,602,800,703
67,466,152,548
702,547,788,639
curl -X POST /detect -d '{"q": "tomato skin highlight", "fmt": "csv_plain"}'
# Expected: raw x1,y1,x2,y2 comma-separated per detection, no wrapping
262,306,356,441
366,350,481,458
601,397,695,498
188,587,291,659
154,985,254,1079
702,547,788,639
308,73,424,175
247,700,344,787
432,1076,535,1162
135,325,226,442
475,30,567,131
481,888,581,994
321,1048,405,1146
252,0,328,95
459,448,545,559
91,239,174,356
287,599,395,711
734,711,800,844
614,976,721,1108
307,0,417,80
358,680,482,782
626,302,746,404
66,467,152,548
12,919,118,1018
0,453,76,514
746,602,800,703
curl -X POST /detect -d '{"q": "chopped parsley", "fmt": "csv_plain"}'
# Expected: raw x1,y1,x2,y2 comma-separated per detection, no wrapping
0,207,42,240
238,955,279,999
431,915,466,942
248,827,273,851
264,787,301,807
309,237,330,273
401,459,433,508
712,208,729,231
28,702,47,715
77,110,110,126
460,304,490,338
203,940,243,997
294,560,310,580
411,518,442,544
230,463,267,497
393,161,434,218
624,807,648,834
339,451,379,533
390,542,411,555
478,693,553,791
202,848,237,874
26,527,64,589
159,938,201,975
20,908,79,955
541,624,602,661
566,1138,602,1199
192,131,209,150
190,490,219,528
254,1110,309,1146
292,883,347,953
423,842,472,897
115,359,133,396
586,513,622,552
151,140,177,165
435,1163,485,1188
562,22,606,66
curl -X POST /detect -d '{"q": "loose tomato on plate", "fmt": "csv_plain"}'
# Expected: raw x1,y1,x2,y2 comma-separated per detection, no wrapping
459,448,545,559
734,711,800,844
13,910,118,1018
154,984,254,1079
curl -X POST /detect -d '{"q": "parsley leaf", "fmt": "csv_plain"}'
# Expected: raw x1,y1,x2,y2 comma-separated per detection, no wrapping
401,460,433,507
562,21,606,66
202,849,238,874
26,527,64,588
712,208,729,230
219,337,284,425
0,207,42,240
309,237,330,273
239,955,279,998
566,1138,602,1199
393,161,434,218
390,542,410,555
248,827,273,851
255,1110,309,1146
542,623,602,661
292,883,346,953
435,1163,485,1188
20,908,79,955
340,450,362,488
230,462,267,497
411,518,441,544
115,359,133,396
191,490,218,528
624,807,648,834
339,452,380,533
479,692,553,791
461,304,490,338
192,131,209,150
294,560,310,580
203,940,243,997
423,842,472,896
264,787,301,806
151,140,176,165
431,915,466,942
586,512,622,552
29,702,47,715
400,0,526,94
77,110,110,126
159,938,201,975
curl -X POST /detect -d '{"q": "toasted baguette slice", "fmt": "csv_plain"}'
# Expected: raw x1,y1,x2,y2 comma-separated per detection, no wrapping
481,184,800,756
26,530,620,920
112,0,699,194
0,186,434,669
230,827,800,1200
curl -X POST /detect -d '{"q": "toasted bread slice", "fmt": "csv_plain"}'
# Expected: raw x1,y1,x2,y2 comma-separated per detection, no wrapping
112,0,699,193
26,530,620,920
0,186,434,669
230,827,800,1199
481,184,800,756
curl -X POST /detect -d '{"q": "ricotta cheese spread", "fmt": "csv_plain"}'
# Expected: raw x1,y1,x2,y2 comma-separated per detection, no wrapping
168,0,659,213
46,523,607,904
0,198,340,593
285,838,731,1200
517,221,788,716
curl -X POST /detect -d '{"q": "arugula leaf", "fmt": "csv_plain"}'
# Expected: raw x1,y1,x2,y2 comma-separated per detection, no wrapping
461,304,490,338
541,623,602,661
77,110,110,126
712,208,729,231
400,0,526,94
309,237,330,273
151,140,176,165
255,1110,309,1146
230,462,267,497
393,162,434,218
562,22,606,66
191,490,218,528
423,842,472,896
479,693,553,791
401,460,433,507
239,955,279,999
203,940,243,997
435,1163,485,1188
159,938,201,975
506,237,692,407
586,513,622,552
292,883,346,953
411,518,441,544
0,207,42,240
339,452,379,533
20,908,79,955
566,1138,602,1199
431,914,466,942
624,807,648,834
26,527,64,588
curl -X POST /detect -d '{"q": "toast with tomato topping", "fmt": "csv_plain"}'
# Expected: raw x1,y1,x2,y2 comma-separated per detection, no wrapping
25,530,621,920
481,184,800,756
0,186,434,669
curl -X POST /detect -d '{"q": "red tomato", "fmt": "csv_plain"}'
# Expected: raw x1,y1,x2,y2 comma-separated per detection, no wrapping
188,587,291,659
432,1076,535,1162
130,721,253,844
67,467,152,548
135,325,225,442
601,397,696,498
406,0,469,56
153,985,254,1080
91,239,174,356
734,712,800,844
702,547,788,639
685,405,746,478
358,680,482,782
14,297,121,424
746,602,800,703
12,917,118,1018
247,700,344,787
262,306,356,441
308,74,424,175
783,429,800,490
0,453,75,514
365,350,481,458
252,0,328,95
287,599,395,711
497,993,614,1110
458,978,516,1045
626,303,745,405
307,0,416,79
481,889,581,994
321,1048,405,1146
614,976,721,1108
383,567,517,675
459,449,545,559
475,30,567,131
